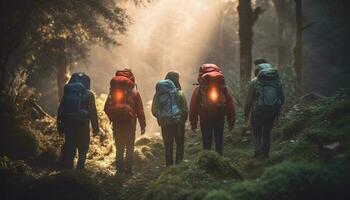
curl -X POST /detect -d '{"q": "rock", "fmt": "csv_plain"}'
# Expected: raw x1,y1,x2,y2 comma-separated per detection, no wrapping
299,92,325,104
323,142,340,151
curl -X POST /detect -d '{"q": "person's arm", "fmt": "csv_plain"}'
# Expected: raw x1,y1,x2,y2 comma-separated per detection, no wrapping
104,95,113,122
151,94,159,118
224,88,236,129
57,99,64,134
87,92,99,134
135,92,146,133
178,90,188,123
189,87,200,132
244,81,255,122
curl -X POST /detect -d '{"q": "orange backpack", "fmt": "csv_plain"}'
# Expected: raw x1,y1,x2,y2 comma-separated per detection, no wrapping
109,69,136,122
198,64,227,111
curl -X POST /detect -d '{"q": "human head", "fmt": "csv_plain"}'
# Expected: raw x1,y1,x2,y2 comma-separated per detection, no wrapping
254,58,268,66
165,71,181,90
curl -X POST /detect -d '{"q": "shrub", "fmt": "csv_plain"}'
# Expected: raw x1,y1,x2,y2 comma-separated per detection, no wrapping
229,161,350,200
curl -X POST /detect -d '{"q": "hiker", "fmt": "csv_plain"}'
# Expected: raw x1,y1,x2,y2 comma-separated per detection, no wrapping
104,68,146,174
189,64,236,155
244,59,285,158
57,72,100,170
151,71,188,166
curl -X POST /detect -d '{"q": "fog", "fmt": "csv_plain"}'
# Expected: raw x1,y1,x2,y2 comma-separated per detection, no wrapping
73,0,227,135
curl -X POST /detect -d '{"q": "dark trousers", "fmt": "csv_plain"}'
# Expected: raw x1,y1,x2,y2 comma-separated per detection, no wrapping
161,123,185,166
251,115,275,158
62,127,90,170
200,122,224,155
113,121,135,173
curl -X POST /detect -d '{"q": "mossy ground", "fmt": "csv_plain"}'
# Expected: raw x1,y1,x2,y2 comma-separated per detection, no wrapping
1,94,350,200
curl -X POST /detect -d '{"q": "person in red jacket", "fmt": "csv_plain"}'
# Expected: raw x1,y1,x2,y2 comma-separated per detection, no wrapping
104,68,146,174
189,64,236,155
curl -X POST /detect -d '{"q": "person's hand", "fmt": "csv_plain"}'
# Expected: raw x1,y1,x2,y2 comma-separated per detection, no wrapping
141,127,146,135
191,125,197,133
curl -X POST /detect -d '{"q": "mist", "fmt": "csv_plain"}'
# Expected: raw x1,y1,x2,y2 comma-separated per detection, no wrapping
73,0,229,135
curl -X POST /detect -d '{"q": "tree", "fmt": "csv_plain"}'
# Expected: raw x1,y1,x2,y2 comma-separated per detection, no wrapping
237,0,264,95
293,0,303,94
272,0,295,69
0,0,130,102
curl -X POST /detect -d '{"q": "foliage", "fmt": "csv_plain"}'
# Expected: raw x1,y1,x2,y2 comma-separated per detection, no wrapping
144,150,242,200
229,161,350,200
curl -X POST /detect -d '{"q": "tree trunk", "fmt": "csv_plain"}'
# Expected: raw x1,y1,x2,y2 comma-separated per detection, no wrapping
55,40,70,101
237,0,263,95
273,0,287,68
293,0,303,94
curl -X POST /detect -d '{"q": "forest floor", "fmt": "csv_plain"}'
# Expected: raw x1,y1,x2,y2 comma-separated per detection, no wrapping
1,93,350,200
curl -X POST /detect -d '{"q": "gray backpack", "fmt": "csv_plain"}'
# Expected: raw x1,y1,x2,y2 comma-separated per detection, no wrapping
253,68,283,115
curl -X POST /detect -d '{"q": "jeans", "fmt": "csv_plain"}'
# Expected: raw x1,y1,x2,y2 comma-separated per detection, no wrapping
251,114,275,158
62,126,90,170
200,122,224,155
113,121,136,173
161,123,185,166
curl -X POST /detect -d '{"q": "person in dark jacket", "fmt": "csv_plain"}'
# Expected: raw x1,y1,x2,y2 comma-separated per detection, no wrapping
189,64,236,155
57,73,99,170
104,69,146,174
151,71,188,166
244,59,285,158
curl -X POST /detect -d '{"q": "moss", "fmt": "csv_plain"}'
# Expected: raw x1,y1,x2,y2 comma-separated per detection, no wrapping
135,137,151,146
230,161,350,200
196,151,242,179
203,190,232,200
29,171,101,200
323,100,350,123
37,146,59,167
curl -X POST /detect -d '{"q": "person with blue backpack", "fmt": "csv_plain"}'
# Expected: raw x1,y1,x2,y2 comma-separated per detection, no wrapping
244,59,285,159
57,72,99,170
152,71,188,166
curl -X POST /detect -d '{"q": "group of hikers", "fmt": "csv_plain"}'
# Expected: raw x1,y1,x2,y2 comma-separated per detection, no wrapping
56,58,284,174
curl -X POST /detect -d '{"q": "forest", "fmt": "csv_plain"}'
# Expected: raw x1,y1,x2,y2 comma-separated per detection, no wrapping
0,0,350,200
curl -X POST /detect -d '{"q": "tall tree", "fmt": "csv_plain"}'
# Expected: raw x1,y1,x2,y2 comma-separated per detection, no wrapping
237,0,263,94
293,0,303,94
272,0,296,69
0,0,130,102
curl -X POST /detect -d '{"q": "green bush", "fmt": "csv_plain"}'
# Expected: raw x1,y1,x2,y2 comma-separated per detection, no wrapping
196,151,242,179
229,161,350,200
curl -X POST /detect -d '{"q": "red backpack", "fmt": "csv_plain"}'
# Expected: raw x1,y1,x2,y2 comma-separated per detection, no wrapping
198,64,226,110
109,69,136,122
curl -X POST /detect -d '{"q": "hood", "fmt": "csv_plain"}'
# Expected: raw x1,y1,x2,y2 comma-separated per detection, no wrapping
165,71,181,90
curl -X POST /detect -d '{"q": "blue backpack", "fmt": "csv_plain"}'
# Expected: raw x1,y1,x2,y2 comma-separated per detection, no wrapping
155,79,181,125
60,73,89,123
253,68,283,116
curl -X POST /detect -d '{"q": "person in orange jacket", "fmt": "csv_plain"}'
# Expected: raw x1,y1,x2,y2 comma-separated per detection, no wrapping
189,64,236,155
104,68,146,174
